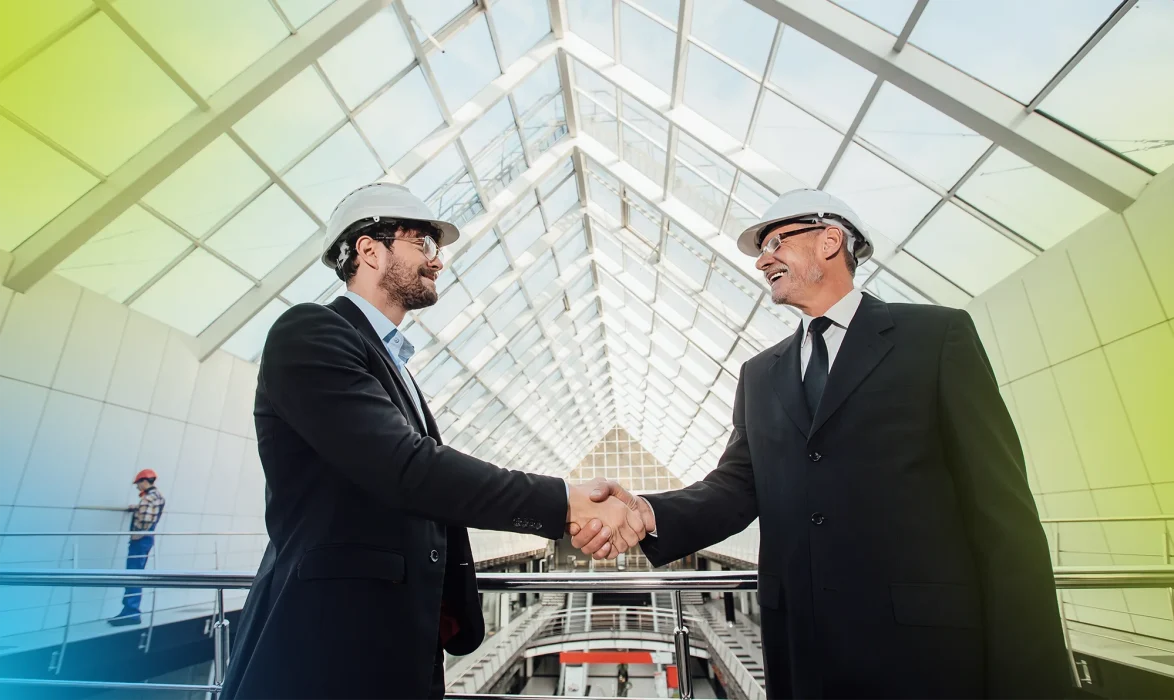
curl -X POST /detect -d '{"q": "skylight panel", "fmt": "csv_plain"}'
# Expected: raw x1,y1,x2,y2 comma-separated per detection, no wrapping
356,67,444,166
750,91,843,187
130,249,253,337
513,58,562,115
318,8,415,109
957,147,1106,249
568,0,615,56
505,207,547,258
908,0,1118,105
404,0,473,40
490,0,552,67
831,0,917,35
222,299,289,363
205,184,319,278
823,143,939,248
430,14,502,109
280,260,340,305
857,83,992,190
905,203,1034,296
419,281,472,332
690,0,776,77
143,135,269,238
619,2,676,94
57,206,189,304
1040,0,1174,172
544,176,581,223
284,124,383,221
683,43,759,141
234,67,345,172
769,26,874,129
463,245,511,298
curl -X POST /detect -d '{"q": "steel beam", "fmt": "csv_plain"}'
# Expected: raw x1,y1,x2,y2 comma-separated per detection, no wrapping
738,0,1149,211
5,0,393,293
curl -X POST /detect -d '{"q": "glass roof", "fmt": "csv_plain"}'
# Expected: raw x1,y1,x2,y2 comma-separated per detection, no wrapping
2,0,1162,484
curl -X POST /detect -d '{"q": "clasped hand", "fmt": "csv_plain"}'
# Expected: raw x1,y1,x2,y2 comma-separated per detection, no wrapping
565,478,657,561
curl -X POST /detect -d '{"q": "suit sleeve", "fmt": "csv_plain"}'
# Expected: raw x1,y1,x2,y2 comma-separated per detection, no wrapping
939,310,1073,698
641,367,757,567
259,304,567,539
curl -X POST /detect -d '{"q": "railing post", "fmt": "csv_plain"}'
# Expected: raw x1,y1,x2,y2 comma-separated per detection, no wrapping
212,588,226,698
672,590,693,700
1165,528,1174,624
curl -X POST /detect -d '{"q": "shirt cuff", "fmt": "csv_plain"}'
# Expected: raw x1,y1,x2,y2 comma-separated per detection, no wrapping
642,496,658,537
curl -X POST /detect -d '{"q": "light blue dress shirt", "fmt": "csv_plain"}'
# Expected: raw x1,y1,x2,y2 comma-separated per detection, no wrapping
343,291,426,426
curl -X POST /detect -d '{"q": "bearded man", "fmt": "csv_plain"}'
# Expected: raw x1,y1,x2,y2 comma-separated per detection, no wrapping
222,183,644,699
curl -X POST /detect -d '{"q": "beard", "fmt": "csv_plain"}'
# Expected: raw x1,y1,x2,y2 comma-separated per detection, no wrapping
378,255,438,311
771,251,824,306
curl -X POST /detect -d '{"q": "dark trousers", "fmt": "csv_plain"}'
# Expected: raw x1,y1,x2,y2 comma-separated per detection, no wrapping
430,648,446,699
121,536,153,615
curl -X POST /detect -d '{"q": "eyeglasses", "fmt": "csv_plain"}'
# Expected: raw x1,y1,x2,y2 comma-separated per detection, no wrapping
758,223,826,258
397,235,441,262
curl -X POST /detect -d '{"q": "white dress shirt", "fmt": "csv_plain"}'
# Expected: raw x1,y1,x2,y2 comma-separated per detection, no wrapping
799,288,864,378
343,291,426,425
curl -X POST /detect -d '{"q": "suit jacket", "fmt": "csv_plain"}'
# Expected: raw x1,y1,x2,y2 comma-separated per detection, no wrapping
640,293,1072,699
221,296,567,699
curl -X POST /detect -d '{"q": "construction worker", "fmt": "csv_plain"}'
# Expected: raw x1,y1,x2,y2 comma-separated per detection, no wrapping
109,469,165,626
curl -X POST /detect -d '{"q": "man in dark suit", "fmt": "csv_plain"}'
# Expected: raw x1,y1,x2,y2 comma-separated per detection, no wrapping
222,183,645,700
573,189,1074,698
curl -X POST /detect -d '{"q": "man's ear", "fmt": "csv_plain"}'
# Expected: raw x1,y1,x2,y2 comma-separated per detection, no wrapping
822,226,845,261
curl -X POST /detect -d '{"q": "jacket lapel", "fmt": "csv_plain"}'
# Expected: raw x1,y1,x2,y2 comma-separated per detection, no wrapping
328,297,429,435
769,324,812,435
809,293,894,437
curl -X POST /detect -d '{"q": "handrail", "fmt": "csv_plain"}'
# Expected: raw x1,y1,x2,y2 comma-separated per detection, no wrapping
3,566,1174,699
1,566,1172,589
0,531,269,537
1042,515,1174,523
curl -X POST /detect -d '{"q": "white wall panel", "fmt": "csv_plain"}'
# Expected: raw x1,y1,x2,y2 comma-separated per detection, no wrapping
0,377,49,506
1123,167,1174,318
76,404,149,509
135,414,187,484
1067,214,1164,345
52,291,129,400
149,331,200,421
15,392,102,508
1021,252,1099,365
984,280,1048,382
106,313,169,412
187,351,233,431
0,274,80,387
169,425,219,514
219,358,258,438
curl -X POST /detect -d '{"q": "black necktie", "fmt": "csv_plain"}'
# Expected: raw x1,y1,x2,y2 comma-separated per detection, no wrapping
804,316,833,416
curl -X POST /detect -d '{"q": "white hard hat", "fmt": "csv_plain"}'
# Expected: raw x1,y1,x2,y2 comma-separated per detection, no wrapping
737,188,873,265
320,182,460,270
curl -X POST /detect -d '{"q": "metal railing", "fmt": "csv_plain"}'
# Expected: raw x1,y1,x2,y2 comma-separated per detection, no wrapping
1,567,1173,699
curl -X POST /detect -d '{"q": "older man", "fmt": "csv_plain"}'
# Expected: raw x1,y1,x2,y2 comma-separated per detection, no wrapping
576,189,1073,698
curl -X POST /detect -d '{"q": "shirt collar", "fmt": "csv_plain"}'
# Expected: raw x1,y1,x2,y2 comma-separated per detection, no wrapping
343,291,414,364
801,287,864,339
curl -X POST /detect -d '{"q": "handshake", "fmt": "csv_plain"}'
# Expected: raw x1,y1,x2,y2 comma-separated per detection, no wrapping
565,478,657,560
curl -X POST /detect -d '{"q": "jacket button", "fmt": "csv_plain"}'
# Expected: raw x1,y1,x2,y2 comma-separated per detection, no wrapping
810,513,825,525
809,452,822,462
430,550,440,563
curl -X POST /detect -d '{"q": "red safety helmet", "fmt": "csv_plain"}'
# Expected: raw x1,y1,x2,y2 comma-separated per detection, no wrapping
132,469,158,484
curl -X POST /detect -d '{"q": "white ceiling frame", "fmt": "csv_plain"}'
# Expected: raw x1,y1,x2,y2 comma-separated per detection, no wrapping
576,99,972,307
4,0,394,293
417,255,595,409
196,55,571,360
739,0,1150,212
440,319,607,473
457,329,608,463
